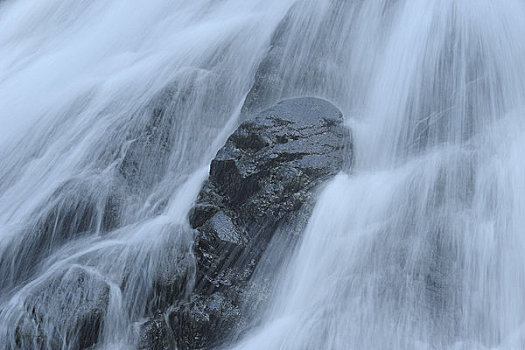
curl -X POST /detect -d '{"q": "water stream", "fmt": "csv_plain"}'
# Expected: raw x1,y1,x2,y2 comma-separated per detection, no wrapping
1,0,525,349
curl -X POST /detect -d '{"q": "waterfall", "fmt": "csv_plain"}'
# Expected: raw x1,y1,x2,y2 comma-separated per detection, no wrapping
233,1,525,349
0,0,294,348
2,0,525,349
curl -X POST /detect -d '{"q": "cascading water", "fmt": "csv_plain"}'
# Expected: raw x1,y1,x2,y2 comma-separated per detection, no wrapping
1,0,525,349
0,0,295,348
233,1,525,349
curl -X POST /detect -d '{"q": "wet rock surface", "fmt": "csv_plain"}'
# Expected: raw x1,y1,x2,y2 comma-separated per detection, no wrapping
12,266,110,350
0,179,115,293
240,10,293,116
173,97,351,349
119,85,176,195
138,314,176,350
241,2,352,118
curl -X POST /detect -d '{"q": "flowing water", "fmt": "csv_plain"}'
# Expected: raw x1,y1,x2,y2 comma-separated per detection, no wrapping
1,0,525,349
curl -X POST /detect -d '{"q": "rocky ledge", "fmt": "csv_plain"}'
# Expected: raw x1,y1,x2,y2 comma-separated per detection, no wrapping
163,97,351,349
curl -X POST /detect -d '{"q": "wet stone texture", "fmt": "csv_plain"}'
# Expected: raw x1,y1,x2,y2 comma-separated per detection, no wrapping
12,266,110,350
171,97,351,349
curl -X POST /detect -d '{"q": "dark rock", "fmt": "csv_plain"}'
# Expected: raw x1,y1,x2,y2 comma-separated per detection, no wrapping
12,266,110,350
0,179,116,291
147,226,196,315
100,190,123,232
240,5,296,116
174,292,243,350
119,86,176,194
188,204,219,229
138,314,176,350
174,97,351,349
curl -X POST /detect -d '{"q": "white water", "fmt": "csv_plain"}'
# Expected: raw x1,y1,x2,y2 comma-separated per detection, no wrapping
234,1,525,349
1,0,525,349
0,0,295,348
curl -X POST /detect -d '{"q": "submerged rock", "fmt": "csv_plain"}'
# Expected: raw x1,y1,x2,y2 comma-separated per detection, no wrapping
0,179,118,293
175,97,351,349
241,2,352,118
11,266,110,350
119,86,175,194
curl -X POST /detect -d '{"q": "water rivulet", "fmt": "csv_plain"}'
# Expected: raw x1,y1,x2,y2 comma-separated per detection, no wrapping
2,0,525,349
